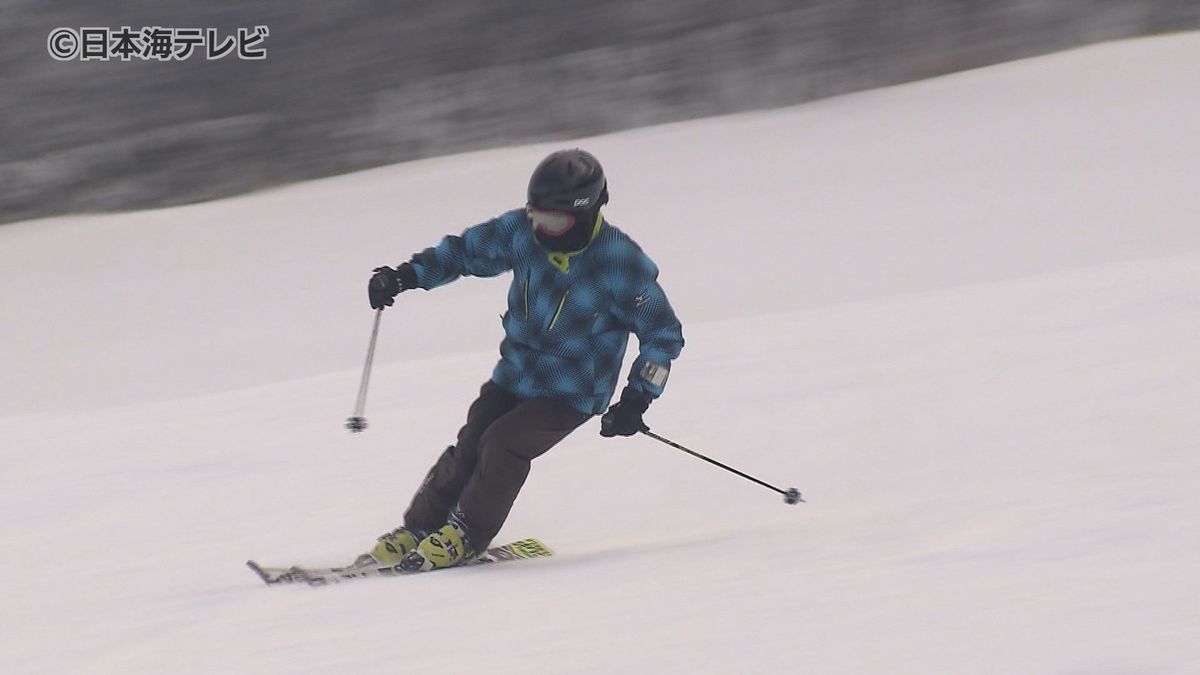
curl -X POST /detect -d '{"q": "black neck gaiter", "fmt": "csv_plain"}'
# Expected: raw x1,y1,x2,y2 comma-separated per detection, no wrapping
535,210,597,253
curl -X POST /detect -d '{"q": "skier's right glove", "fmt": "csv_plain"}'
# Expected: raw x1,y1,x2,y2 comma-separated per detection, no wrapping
368,264,418,309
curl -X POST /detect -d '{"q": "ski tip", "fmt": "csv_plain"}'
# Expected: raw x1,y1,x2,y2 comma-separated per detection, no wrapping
245,560,276,585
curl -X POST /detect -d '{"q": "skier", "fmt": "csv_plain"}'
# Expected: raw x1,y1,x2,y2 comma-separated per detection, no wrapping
363,149,684,571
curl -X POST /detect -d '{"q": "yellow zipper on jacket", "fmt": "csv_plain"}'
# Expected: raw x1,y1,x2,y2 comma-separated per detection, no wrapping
547,291,569,331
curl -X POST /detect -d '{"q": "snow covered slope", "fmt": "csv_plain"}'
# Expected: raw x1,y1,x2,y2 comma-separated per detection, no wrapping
2,32,1198,675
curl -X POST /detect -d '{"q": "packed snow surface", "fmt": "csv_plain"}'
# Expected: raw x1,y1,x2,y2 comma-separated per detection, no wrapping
2,33,1198,675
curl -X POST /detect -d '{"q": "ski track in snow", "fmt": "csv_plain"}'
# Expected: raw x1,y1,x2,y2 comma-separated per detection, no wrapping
2,33,1199,675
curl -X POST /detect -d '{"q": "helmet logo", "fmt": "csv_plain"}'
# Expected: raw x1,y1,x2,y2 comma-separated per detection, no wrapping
573,197,591,207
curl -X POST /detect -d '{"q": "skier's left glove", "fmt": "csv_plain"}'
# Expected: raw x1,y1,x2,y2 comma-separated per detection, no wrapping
600,386,651,437
368,264,418,309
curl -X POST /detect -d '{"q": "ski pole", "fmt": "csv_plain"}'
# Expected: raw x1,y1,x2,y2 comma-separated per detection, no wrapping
345,308,383,433
639,429,804,505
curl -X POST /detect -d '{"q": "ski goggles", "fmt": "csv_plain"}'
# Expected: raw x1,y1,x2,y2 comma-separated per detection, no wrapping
526,207,576,236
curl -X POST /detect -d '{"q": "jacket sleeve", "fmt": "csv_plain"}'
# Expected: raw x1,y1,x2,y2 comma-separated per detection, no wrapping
616,251,684,400
407,212,519,289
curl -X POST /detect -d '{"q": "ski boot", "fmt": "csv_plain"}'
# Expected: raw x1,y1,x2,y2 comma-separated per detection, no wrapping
363,526,424,566
399,516,476,572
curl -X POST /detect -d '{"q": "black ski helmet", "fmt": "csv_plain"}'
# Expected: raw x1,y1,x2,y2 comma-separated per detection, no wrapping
527,149,608,214
526,149,608,253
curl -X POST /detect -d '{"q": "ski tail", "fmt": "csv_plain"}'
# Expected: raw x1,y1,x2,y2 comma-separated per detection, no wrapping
480,537,554,562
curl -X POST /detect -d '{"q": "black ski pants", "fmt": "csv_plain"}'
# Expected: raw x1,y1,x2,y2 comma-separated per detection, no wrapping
403,381,591,550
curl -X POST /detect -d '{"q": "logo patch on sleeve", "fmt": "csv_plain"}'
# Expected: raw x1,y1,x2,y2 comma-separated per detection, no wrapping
640,361,669,387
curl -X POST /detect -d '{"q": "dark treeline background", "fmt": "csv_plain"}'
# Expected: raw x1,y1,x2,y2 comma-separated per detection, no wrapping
2,0,1197,223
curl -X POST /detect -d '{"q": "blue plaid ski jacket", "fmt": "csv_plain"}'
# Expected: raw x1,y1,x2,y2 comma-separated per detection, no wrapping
408,208,684,415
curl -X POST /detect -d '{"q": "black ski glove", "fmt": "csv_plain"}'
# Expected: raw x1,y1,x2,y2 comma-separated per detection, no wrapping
600,386,652,437
368,264,418,309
